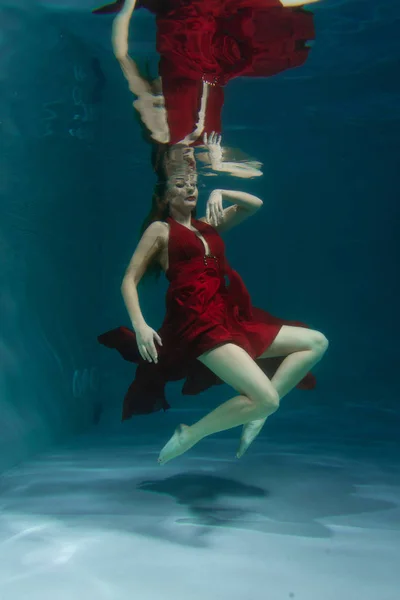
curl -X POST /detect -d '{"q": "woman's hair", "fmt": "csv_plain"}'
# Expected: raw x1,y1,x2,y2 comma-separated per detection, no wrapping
141,145,198,232
140,145,170,234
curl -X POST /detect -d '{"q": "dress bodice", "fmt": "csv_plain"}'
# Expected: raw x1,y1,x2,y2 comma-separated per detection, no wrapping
166,217,226,279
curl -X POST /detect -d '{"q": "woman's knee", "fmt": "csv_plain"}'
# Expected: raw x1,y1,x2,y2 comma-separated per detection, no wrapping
309,330,329,356
199,343,280,413
248,381,280,415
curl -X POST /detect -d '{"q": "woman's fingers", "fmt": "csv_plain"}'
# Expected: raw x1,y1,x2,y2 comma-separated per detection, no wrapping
137,328,162,363
206,191,224,226
139,341,155,363
209,203,215,225
148,339,158,363
140,345,151,362
212,194,223,224
217,196,224,218
204,131,222,147
208,131,221,146
212,203,220,226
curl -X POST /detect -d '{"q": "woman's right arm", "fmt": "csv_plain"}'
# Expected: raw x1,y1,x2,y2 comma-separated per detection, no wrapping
121,221,167,362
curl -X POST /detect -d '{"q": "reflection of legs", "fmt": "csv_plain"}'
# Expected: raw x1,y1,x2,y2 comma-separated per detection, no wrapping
238,326,329,457
158,344,279,465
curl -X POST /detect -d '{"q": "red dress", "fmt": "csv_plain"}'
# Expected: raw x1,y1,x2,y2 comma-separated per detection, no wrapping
98,218,315,420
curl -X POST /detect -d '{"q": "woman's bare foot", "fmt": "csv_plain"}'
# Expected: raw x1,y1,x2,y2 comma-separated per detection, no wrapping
158,424,196,465
236,418,266,458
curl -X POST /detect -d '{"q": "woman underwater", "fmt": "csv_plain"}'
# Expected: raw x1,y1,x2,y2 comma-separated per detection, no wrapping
98,152,328,464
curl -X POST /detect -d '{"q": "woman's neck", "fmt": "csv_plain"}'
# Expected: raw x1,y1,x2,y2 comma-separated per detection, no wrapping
169,210,193,228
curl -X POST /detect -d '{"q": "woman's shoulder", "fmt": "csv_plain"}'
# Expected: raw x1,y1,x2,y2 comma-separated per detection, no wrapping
142,220,170,243
145,220,169,231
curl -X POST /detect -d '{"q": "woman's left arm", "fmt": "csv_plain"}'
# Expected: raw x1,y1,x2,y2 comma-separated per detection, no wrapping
202,189,263,232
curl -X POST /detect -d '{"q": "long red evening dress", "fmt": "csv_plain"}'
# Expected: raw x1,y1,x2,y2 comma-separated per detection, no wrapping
98,218,315,420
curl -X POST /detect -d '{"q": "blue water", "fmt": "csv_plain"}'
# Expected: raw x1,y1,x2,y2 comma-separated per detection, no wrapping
0,1,399,598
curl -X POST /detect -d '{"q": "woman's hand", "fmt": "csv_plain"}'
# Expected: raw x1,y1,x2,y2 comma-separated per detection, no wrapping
204,132,262,178
206,189,224,228
203,131,223,169
135,324,162,363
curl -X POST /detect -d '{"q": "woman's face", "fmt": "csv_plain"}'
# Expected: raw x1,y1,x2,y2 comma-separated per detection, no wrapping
166,171,198,212
165,145,198,213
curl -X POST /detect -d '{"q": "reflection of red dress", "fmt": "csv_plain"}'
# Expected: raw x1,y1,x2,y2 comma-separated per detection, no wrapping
93,0,315,144
156,0,315,144
98,218,315,420
153,0,314,83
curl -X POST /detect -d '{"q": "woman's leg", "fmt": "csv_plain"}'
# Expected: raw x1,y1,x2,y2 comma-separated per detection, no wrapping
263,326,328,396
158,343,280,464
237,326,328,457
